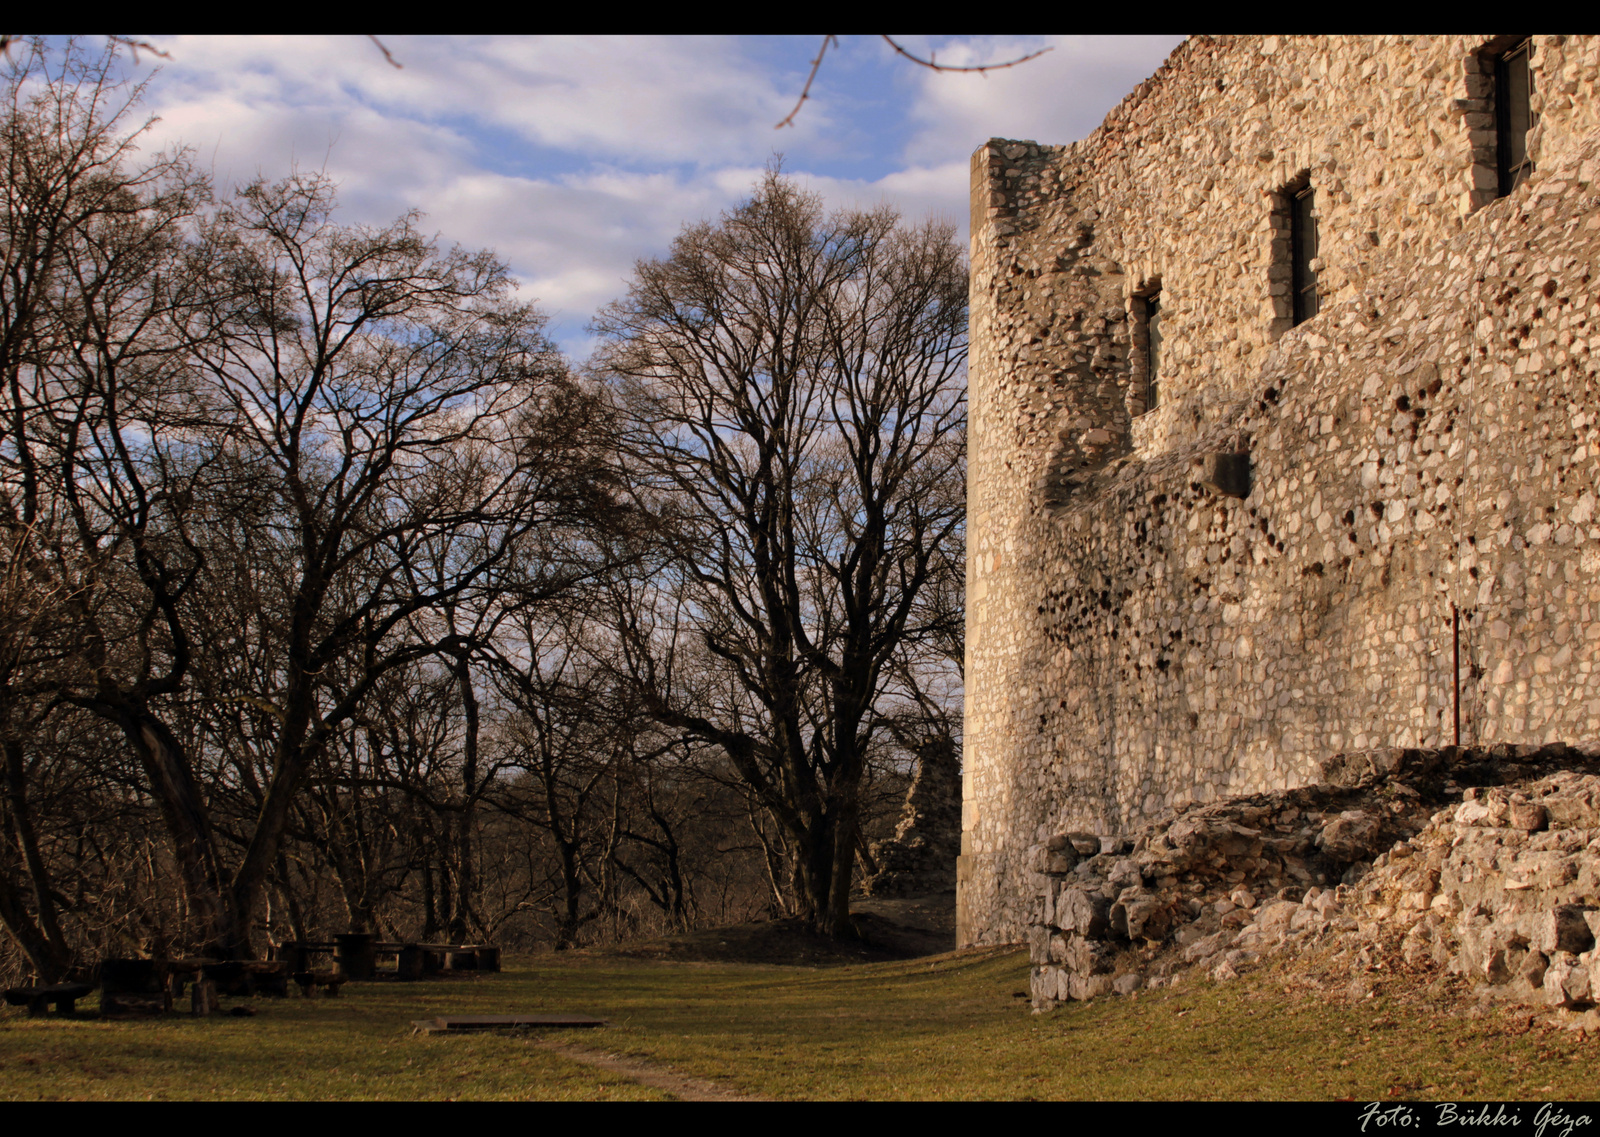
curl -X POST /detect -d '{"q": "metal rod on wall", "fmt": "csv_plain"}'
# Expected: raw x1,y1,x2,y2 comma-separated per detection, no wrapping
1452,602,1461,748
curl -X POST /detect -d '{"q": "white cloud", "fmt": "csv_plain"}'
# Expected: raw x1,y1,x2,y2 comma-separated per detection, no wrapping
772,36,1187,259
120,36,839,355
899,35,1187,163
420,168,748,322
769,162,971,241
142,35,829,168
100,34,1183,359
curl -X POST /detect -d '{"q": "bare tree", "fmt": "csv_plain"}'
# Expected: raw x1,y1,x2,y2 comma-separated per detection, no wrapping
0,70,612,956
594,168,966,937
4,38,978,971
0,523,74,980
487,602,631,949
160,171,612,955
0,37,221,968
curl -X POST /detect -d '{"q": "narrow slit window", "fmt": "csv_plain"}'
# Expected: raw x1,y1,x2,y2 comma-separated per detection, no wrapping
1291,184,1319,326
1495,38,1536,197
1144,291,1162,412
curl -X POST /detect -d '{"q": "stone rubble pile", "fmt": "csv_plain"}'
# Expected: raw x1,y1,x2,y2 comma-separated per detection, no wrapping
1027,743,1600,1012
1351,767,1600,1010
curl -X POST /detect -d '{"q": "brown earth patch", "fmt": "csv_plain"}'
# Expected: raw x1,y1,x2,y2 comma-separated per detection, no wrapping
528,1039,762,1102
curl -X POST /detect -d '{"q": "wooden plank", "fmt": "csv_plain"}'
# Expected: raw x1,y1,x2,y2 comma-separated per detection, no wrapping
5,983,73,998
411,1014,606,1033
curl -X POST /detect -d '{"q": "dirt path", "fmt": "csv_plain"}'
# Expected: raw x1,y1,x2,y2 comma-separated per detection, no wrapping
530,1038,764,1101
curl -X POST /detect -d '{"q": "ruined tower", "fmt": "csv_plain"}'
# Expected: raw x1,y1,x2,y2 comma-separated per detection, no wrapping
961,35,1600,945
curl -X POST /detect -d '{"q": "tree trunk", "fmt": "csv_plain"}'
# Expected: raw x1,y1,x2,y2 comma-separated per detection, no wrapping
422,844,442,940
98,702,237,955
275,852,308,946
0,767,71,981
554,835,584,950
1,738,70,973
225,698,319,958
787,816,852,939
0,870,67,982
447,652,479,943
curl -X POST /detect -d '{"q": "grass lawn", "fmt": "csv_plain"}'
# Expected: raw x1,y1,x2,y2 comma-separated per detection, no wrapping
1,946,1596,1100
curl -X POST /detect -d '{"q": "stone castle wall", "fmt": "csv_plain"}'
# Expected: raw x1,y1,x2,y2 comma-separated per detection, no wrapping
961,35,1600,945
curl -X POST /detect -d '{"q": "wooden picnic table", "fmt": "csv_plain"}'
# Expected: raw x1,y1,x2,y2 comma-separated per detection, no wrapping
273,937,500,981
99,958,172,1016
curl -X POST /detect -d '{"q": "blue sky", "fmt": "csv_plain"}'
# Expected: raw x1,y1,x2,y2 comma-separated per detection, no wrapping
97,35,1185,358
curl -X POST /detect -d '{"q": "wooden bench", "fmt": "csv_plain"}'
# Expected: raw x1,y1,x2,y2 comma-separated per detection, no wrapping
207,960,289,998
291,970,346,998
274,941,337,972
384,943,501,978
3,982,94,1017
166,958,290,998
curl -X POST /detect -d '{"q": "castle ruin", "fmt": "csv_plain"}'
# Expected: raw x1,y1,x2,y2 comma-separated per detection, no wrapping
960,35,1600,947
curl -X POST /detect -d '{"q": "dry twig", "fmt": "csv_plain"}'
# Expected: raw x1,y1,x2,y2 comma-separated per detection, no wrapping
775,35,839,130
106,36,171,64
777,34,1052,129
879,35,1050,74
368,35,403,69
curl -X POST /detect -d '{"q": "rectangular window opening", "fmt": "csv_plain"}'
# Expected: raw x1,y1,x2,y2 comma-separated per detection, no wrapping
1141,290,1161,413
1494,38,1536,197
1291,182,1319,327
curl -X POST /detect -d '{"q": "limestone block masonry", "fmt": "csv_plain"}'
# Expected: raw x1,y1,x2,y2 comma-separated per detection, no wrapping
961,35,1600,947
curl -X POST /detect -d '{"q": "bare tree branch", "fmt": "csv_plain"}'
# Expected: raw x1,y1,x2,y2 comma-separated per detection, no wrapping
105,35,171,64
778,35,1052,129
879,35,1050,74
775,35,839,130
368,35,403,69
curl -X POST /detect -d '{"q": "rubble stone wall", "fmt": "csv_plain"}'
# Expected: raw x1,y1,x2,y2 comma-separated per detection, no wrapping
863,738,962,897
962,35,1600,945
